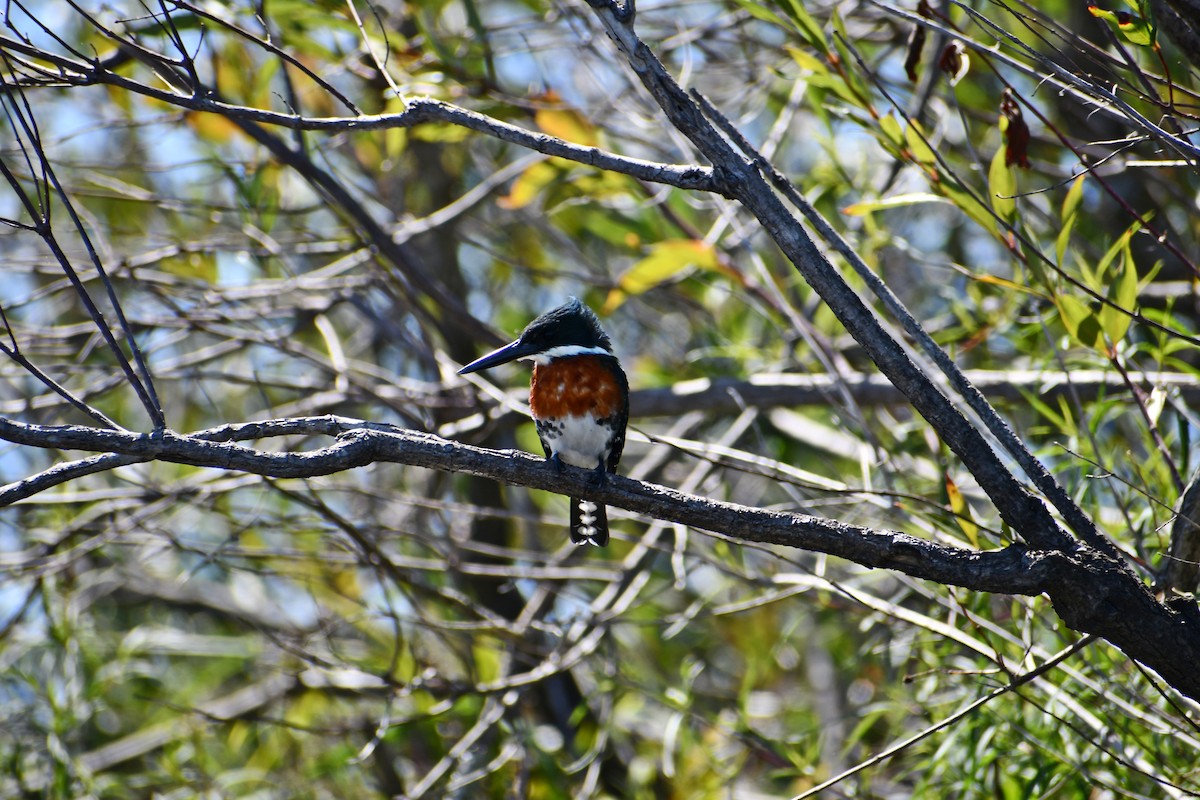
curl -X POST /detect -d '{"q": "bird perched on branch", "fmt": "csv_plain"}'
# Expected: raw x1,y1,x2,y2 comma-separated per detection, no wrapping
458,298,628,547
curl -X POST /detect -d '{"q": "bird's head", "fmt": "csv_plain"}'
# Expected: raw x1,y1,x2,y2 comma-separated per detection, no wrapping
458,298,612,374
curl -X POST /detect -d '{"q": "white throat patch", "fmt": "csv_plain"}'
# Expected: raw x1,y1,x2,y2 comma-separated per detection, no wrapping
525,344,610,365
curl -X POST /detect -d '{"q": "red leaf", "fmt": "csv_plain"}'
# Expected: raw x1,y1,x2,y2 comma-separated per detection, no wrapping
1000,89,1031,169
905,25,926,82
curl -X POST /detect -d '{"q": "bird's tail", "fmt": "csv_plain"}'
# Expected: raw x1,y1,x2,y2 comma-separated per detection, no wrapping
570,498,609,546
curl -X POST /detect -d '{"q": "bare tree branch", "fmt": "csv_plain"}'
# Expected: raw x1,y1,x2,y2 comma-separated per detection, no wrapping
1163,467,1200,595
2,412,1199,701
581,1,1080,554
692,89,1114,555
0,35,719,195
0,60,165,427
0,414,1046,592
628,370,1200,417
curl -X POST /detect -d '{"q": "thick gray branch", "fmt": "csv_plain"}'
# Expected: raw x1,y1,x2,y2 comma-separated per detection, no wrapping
0,415,1045,593
579,1,1200,702
3,414,1200,701
1163,467,1200,595
584,3,1075,554
629,370,1200,417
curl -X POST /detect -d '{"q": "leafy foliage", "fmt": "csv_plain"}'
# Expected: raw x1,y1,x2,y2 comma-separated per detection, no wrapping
0,0,1198,797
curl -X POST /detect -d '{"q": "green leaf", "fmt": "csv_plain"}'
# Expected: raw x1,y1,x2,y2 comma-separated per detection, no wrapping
775,0,829,55
1114,243,1140,310
1096,218,1146,274
939,173,997,236
603,240,719,312
731,0,790,31
988,145,1017,225
1087,4,1156,46
1079,257,1102,294
163,253,218,283
786,45,827,74
1057,174,1085,267
1100,240,1138,344
1057,295,1105,351
787,39,869,110
879,112,904,149
904,121,938,169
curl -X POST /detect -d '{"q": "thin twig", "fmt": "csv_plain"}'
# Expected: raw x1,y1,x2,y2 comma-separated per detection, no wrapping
790,636,1096,800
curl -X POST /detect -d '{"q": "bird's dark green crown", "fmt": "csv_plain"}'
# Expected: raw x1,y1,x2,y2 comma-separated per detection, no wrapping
518,297,612,353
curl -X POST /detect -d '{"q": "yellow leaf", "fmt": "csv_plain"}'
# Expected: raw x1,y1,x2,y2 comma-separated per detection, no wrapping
604,239,718,312
786,45,827,73
879,112,905,149
185,111,242,143
535,107,599,147
904,120,938,169
497,161,559,210
967,272,1043,297
945,474,979,548
843,193,947,215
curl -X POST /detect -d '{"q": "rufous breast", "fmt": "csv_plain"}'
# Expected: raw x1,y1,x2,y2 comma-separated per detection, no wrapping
530,356,623,419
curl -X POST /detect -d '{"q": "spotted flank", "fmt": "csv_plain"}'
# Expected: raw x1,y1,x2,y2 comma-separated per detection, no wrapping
540,414,617,547
535,414,618,471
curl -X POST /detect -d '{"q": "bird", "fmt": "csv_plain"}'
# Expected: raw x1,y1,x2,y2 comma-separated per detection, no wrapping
458,298,628,547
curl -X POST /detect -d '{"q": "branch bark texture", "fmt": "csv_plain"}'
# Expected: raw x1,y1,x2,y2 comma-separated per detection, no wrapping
577,0,1200,701
2,0,1198,714
583,2,1080,555
3,415,1200,701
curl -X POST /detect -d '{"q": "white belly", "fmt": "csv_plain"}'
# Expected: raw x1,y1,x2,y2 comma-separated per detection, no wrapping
540,414,613,469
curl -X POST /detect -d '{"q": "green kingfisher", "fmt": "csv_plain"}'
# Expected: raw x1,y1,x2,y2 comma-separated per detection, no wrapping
458,298,629,547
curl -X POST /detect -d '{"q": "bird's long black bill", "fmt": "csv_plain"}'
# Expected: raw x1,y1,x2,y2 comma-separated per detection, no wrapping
457,338,538,375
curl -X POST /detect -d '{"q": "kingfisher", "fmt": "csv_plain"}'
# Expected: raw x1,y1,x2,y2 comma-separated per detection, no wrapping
458,298,628,547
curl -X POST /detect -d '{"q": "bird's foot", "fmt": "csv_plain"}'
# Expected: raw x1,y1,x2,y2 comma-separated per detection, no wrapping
591,462,608,486
547,453,564,473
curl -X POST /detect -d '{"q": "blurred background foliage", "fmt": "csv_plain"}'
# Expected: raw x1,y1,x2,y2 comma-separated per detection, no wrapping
1,0,1199,797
